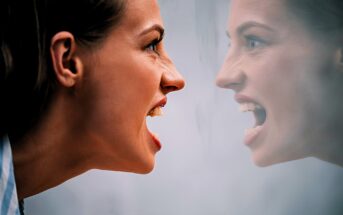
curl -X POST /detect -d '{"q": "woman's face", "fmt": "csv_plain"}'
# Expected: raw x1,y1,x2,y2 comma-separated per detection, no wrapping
216,0,342,166
78,0,184,173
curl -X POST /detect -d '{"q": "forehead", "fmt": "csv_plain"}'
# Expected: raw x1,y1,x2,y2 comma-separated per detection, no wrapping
228,0,291,30
119,0,163,33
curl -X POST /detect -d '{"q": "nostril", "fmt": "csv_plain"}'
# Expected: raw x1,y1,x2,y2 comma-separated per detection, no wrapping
163,85,177,92
216,76,238,89
161,85,181,94
161,72,185,93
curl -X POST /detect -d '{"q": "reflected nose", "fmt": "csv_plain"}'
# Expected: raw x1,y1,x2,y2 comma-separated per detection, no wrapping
161,61,185,94
216,56,245,92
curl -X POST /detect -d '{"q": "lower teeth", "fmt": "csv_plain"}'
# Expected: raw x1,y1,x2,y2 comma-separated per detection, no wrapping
245,126,262,136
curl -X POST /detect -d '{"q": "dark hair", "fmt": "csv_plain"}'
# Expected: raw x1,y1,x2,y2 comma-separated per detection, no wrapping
0,0,126,139
286,0,343,38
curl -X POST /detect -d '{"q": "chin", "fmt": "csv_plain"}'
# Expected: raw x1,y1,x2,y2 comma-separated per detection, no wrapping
128,155,156,174
110,162,155,174
135,166,154,174
252,157,273,167
102,152,156,174
252,149,306,167
131,163,155,174
251,147,287,167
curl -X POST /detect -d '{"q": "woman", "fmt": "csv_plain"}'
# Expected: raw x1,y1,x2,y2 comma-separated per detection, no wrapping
1,0,184,213
216,0,343,167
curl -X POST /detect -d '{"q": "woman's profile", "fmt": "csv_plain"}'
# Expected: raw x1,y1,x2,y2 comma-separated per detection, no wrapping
0,0,184,213
216,0,343,167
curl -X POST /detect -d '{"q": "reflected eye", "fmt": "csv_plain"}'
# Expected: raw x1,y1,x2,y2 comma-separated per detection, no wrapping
245,36,265,49
248,40,260,48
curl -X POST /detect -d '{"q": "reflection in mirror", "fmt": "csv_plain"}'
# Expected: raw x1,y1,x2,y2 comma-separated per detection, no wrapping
217,0,343,167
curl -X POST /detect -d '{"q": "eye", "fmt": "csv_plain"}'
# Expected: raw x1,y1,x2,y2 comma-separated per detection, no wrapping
244,35,265,50
145,38,161,55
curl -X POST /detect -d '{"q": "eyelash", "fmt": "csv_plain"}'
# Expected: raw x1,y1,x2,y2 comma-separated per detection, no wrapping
145,38,162,55
244,35,265,50
226,36,265,52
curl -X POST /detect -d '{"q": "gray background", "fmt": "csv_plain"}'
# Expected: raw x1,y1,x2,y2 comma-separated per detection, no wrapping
26,0,343,214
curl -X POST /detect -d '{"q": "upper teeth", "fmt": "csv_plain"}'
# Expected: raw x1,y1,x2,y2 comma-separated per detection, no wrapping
239,103,262,112
148,106,163,117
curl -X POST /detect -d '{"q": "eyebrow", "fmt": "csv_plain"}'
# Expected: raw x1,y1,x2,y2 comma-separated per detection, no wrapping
226,21,275,38
139,24,165,39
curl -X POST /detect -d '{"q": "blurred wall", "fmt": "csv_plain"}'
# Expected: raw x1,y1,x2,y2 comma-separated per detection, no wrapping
26,0,343,214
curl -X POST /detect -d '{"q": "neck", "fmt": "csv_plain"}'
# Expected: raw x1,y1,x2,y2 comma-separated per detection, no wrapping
314,130,343,167
11,93,93,200
317,144,343,167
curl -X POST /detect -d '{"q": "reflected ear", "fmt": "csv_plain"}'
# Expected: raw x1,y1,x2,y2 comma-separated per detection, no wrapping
332,47,343,74
338,49,343,65
50,31,83,87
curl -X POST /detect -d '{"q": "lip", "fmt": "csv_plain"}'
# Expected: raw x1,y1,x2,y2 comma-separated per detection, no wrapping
146,96,167,151
235,94,260,105
149,130,162,151
234,94,266,146
149,96,167,114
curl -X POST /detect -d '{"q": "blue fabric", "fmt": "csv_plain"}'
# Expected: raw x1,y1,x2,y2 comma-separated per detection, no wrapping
0,136,20,215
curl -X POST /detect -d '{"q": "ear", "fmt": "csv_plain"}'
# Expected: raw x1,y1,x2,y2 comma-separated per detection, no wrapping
50,32,83,87
333,47,343,74
336,48,343,65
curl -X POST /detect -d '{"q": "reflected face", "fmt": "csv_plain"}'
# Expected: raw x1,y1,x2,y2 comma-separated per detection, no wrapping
79,0,184,173
216,0,342,166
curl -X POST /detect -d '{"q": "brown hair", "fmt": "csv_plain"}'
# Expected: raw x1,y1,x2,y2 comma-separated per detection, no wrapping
0,0,126,139
286,0,343,37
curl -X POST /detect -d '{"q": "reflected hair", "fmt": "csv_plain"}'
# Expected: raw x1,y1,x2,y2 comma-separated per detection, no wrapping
286,0,343,38
0,0,126,139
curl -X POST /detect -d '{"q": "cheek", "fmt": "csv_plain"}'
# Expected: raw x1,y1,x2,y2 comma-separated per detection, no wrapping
247,54,298,120
251,47,319,118
81,57,160,138
254,49,330,152
101,55,159,101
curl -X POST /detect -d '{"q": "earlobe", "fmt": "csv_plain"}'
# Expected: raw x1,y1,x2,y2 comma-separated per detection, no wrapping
338,49,343,65
332,47,343,74
50,31,83,88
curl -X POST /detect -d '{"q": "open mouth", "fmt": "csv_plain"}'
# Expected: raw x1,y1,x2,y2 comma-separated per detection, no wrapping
145,98,167,150
239,102,267,144
147,96,167,118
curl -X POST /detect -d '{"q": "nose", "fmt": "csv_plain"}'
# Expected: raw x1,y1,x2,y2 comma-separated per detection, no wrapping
160,61,185,94
216,56,245,92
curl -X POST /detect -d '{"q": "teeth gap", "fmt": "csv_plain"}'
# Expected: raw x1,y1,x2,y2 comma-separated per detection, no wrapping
239,102,266,126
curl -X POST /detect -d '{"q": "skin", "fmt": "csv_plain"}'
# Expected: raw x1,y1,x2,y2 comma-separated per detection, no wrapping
216,0,343,167
12,0,185,199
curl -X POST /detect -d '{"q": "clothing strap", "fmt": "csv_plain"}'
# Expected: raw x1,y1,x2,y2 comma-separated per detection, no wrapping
0,136,21,215
19,200,24,215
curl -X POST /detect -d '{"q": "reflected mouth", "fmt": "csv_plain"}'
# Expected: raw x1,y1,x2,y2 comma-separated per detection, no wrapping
239,102,267,126
236,95,267,145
